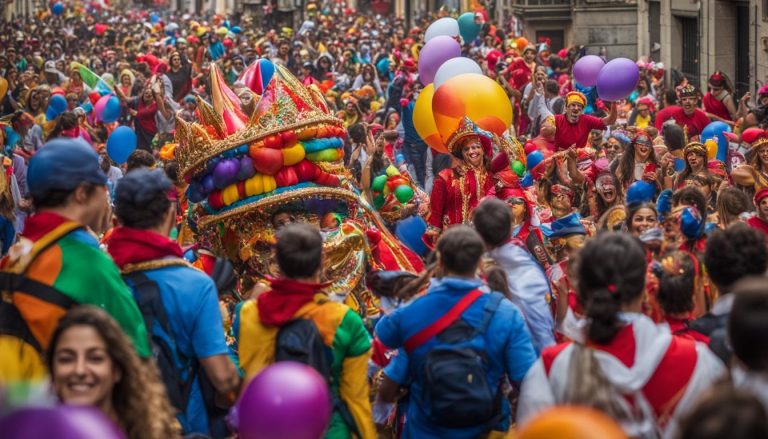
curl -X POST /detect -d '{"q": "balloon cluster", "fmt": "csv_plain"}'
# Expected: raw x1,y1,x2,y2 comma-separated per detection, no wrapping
370,165,415,209
186,125,345,210
573,56,640,101
413,17,513,153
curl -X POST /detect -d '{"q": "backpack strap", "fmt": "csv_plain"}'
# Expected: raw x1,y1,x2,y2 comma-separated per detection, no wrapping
404,288,483,354
475,292,503,336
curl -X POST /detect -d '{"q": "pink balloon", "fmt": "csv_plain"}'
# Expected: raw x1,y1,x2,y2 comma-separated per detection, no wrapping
573,55,605,87
418,35,461,86
94,94,111,120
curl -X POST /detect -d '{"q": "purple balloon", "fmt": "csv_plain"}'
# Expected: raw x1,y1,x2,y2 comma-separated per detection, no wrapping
238,362,331,439
418,35,461,86
213,158,240,189
596,58,640,102
202,174,215,193
0,406,125,439
237,156,256,180
572,55,605,87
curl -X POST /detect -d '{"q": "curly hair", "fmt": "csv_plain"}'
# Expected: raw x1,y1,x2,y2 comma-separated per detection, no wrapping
47,306,181,439
704,223,768,292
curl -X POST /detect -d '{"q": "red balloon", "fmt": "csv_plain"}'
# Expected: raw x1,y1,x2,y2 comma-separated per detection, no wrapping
274,166,298,187
248,145,283,175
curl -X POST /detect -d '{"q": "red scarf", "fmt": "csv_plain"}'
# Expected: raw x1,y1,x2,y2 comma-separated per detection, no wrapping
105,226,183,269
748,216,768,236
21,211,77,241
257,278,329,327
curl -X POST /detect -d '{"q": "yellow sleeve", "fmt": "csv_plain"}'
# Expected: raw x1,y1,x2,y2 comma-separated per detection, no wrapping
0,335,47,382
237,300,278,381
340,351,376,439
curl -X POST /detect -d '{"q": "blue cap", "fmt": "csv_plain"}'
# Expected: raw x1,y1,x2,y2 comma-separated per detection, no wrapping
550,212,587,238
28,138,107,197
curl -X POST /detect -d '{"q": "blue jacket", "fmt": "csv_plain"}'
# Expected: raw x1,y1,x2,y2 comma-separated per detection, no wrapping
375,277,536,438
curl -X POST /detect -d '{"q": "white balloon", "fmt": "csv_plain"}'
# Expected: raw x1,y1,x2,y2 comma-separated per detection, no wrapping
433,57,482,89
424,18,460,43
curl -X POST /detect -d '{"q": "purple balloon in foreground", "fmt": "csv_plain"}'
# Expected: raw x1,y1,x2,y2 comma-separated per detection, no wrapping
596,57,640,102
238,362,332,439
0,405,126,439
572,55,605,87
418,35,461,86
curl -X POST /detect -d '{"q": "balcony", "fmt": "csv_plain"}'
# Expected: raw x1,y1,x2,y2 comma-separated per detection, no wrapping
509,0,572,21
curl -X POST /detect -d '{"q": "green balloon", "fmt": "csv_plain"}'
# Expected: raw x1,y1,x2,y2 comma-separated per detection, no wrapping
372,174,387,192
394,184,414,204
511,160,526,177
373,193,386,209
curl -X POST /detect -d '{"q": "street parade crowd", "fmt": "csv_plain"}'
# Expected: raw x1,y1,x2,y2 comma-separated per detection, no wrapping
2,1,768,439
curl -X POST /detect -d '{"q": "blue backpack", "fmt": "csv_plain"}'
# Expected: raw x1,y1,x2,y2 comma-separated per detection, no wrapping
404,290,504,429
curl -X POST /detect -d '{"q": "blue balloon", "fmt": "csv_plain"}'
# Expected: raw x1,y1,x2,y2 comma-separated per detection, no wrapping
701,121,731,163
458,12,481,43
526,150,544,170
106,126,137,164
395,153,405,165
49,94,67,113
626,180,656,207
79,102,94,113
150,13,159,23
521,172,533,187
51,2,65,16
101,96,121,123
395,215,428,257
231,26,242,34
45,107,59,121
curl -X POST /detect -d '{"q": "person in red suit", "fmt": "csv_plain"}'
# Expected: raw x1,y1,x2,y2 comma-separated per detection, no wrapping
655,85,712,138
424,117,496,244
553,91,617,151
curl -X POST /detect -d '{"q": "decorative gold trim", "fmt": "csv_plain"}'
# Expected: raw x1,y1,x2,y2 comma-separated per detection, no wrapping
120,258,196,274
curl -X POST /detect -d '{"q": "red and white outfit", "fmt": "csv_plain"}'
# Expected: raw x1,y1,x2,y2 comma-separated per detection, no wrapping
518,313,725,439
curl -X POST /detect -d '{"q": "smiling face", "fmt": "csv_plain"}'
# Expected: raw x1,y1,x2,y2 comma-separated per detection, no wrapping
461,138,483,168
758,145,768,167
524,49,536,63
680,96,697,114
596,175,617,204
630,207,658,236
634,140,651,163
52,325,121,410
606,138,623,161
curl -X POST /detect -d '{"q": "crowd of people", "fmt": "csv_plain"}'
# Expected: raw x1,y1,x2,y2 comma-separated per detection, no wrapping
2,1,768,439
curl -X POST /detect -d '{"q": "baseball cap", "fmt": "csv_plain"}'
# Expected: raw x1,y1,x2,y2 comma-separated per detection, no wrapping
28,138,108,197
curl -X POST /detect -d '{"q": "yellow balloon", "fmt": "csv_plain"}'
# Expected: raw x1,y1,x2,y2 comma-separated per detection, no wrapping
704,139,718,160
433,73,513,145
413,83,447,153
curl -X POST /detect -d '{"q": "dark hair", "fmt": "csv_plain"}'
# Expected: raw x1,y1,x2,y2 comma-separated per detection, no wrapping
114,169,173,229
472,198,511,248
678,384,768,439
544,79,559,95
704,224,768,293
348,123,366,144
32,182,100,209
625,202,657,233
48,111,78,140
656,252,697,315
662,123,685,151
664,90,678,107
126,149,156,173
716,186,749,226
484,263,511,300
275,223,323,279
576,233,647,344
164,161,179,183
729,277,768,371
616,138,658,189
672,186,707,218
436,225,484,277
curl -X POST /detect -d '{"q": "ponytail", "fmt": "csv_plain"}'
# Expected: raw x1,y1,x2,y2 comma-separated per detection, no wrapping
577,233,647,345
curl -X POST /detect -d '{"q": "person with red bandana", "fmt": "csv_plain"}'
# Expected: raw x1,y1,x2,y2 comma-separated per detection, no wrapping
654,85,713,138
552,91,617,151
747,188,768,237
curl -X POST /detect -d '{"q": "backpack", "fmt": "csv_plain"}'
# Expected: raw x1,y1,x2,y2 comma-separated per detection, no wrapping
404,290,504,429
274,301,360,436
0,221,82,356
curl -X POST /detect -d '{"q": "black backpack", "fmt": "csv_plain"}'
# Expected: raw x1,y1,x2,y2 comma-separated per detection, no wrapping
274,302,360,436
404,290,504,429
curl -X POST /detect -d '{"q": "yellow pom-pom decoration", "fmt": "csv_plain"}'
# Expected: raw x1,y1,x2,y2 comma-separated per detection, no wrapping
222,184,240,206
282,143,306,166
245,174,264,196
385,165,400,177
262,175,277,193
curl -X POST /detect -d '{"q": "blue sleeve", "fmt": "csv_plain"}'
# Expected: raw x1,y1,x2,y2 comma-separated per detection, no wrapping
498,301,537,384
189,277,229,358
374,309,404,349
382,349,409,385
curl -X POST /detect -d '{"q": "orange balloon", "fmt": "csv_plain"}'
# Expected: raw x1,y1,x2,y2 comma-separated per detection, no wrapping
704,139,718,160
515,406,628,439
0,77,7,103
412,83,448,153
432,73,513,144
516,37,529,50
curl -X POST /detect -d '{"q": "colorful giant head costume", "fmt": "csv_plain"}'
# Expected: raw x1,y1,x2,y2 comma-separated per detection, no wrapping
174,61,421,312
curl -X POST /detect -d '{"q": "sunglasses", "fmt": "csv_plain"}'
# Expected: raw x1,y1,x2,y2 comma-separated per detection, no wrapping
506,197,525,205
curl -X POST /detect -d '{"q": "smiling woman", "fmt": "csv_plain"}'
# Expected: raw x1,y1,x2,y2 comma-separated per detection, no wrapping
47,306,181,439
